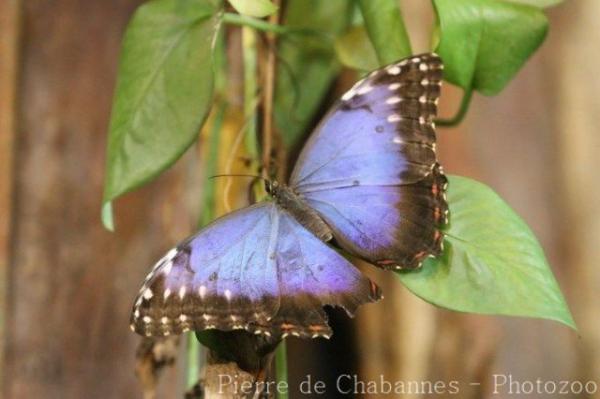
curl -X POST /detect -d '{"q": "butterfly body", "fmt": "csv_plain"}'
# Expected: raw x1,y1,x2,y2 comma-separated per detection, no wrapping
130,53,448,339
268,181,333,242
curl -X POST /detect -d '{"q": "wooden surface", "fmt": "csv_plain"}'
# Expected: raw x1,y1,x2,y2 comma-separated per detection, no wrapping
3,1,191,397
0,0,21,394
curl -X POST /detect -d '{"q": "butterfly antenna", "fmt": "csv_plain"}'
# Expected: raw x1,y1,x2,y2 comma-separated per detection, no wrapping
209,173,268,182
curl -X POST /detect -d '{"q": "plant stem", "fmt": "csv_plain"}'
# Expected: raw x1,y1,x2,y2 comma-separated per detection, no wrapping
186,334,200,388
187,103,226,389
242,26,259,159
223,12,288,35
436,89,473,127
261,0,281,179
275,342,289,399
223,12,328,40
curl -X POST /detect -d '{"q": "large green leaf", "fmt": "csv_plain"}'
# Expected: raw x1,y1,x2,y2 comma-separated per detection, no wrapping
433,0,548,95
398,176,576,329
103,0,221,229
357,0,412,65
274,0,353,149
508,0,563,7
228,0,278,18
334,25,379,72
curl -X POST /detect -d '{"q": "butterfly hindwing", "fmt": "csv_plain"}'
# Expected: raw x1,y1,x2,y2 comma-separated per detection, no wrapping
130,203,381,338
290,53,448,269
264,209,381,338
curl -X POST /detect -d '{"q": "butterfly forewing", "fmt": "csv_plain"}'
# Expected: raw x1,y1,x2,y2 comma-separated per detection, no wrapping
290,53,448,269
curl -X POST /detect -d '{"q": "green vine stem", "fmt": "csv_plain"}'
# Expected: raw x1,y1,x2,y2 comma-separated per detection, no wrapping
223,12,329,40
243,26,259,159
186,103,226,389
275,342,289,399
223,12,288,35
436,89,473,127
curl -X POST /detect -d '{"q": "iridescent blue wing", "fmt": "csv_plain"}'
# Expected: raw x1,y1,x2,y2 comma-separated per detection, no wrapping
130,203,380,338
290,53,448,269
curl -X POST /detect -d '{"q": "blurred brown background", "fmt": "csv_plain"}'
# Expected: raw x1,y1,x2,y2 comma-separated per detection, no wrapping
1,0,598,398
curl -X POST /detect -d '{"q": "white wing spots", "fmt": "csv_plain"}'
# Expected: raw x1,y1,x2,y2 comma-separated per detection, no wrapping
179,314,188,322
419,63,429,72
161,316,169,324
386,96,402,105
178,286,187,299
143,247,178,284
134,309,140,318
199,285,207,299
341,78,365,101
164,248,178,262
164,288,172,299
341,77,376,102
153,248,177,271
143,316,152,324
392,137,404,144
143,270,154,283
202,314,212,321
162,260,173,276
387,114,402,123
386,64,401,75
224,289,232,301
356,85,373,95
421,78,429,86
142,287,153,300
129,324,135,332
419,95,427,104
255,329,272,338
388,82,402,91
341,87,358,101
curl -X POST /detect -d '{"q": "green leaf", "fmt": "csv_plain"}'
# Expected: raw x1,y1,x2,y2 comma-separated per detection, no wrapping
357,0,412,65
228,0,278,18
334,25,379,72
101,202,115,232
433,0,548,95
398,176,576,329
274,0,353,149
508,0,563,7
103,0,221,228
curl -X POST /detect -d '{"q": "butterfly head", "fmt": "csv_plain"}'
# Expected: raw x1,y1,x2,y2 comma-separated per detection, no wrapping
265,179,280,198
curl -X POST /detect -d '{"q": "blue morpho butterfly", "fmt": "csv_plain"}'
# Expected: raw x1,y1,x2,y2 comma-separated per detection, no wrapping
130,53,448,340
